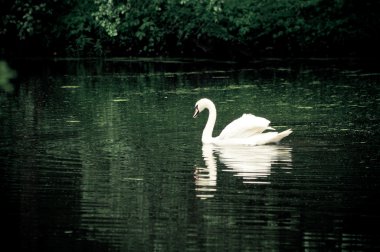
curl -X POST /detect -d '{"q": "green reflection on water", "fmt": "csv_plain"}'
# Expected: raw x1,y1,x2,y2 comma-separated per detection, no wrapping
1,59,379,251
0,61,16,92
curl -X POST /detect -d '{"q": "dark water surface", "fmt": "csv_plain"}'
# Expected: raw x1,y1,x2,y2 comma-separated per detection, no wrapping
1,58,379,251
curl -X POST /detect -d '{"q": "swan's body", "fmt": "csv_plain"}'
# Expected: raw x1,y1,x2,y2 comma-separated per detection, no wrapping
193,98,292,145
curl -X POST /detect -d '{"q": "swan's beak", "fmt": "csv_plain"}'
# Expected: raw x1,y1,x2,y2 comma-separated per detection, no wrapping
193,106,200,118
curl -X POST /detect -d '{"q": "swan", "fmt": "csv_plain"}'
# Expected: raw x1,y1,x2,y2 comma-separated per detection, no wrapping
193,98,292,145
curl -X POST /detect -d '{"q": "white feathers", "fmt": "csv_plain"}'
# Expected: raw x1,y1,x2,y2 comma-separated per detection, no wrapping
219,114,272,140
194,98,292,145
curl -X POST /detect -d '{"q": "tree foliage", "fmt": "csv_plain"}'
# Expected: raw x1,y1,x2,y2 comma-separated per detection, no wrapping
1,0,379,58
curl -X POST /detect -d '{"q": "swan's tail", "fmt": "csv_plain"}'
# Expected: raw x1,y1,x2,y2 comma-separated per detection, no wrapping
271,129,292,143
252,129,292,145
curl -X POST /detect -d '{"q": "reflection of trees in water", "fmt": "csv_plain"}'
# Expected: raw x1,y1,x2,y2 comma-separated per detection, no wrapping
0,61,15,93
3,59,379,251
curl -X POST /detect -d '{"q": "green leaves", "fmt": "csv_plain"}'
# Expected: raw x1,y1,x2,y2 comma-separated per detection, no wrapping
92,0,130,37
1,0,379,57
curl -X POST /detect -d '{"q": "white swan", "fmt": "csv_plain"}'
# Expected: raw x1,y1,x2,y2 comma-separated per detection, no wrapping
193,98,292,145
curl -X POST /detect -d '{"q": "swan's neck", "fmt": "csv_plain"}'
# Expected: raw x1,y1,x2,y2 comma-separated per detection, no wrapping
202,102,217,143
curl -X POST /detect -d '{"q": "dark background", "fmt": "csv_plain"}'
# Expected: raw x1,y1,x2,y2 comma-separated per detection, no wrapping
1,0,380,60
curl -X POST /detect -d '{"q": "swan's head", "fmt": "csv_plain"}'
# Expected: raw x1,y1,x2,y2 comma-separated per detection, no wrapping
193,98,213,118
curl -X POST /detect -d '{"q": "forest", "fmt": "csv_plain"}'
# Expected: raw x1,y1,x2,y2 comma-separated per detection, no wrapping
1,0,380,60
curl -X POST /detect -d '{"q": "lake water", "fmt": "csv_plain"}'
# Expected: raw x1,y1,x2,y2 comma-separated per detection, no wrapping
1,58,379,251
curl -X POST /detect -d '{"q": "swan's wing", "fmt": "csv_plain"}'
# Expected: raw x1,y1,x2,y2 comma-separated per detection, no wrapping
246,129,292,145
218,114,273,140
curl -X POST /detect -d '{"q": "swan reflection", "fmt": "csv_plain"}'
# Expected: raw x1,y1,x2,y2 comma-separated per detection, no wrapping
195,144,292,199
195,144,218,199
